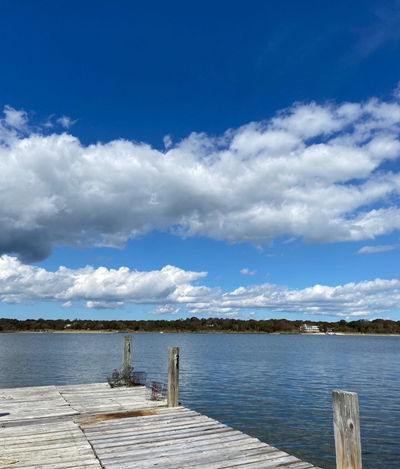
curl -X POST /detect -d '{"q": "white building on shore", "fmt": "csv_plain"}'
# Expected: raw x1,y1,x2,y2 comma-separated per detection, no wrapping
300,324,320,333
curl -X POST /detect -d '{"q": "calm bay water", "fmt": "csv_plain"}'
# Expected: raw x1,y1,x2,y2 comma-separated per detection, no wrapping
0,333,399,468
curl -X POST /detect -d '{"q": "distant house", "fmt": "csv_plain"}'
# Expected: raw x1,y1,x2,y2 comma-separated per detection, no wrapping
300,324,320,333
64,324,72,329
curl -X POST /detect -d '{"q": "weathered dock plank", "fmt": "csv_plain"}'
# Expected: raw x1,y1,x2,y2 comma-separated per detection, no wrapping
0,383,321,469
0,420,101,469
0,385,79,424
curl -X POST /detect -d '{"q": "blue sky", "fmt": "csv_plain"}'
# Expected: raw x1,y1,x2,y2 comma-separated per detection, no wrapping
1,0,400,322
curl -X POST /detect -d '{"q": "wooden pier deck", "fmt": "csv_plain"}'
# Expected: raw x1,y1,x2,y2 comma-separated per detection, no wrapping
0,383,321,469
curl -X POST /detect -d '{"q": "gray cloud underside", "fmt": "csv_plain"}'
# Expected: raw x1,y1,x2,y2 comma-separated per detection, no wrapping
1,255,399,318
1,93,400,262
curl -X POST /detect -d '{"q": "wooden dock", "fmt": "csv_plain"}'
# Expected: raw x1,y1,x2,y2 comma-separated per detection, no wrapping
0,382,321,469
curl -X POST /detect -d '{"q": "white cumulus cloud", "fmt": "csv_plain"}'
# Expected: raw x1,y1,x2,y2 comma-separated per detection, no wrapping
1,255,400,318
2,105,28,130
1,92,400,262
0,255,209,307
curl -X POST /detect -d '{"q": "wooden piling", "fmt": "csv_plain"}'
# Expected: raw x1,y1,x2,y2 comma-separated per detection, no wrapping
332,389,362,469
123,335,132,381
167,346,179,407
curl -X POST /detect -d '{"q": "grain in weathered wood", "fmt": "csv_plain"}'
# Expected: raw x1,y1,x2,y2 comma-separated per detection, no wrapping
81,408,198,431
99,445,283,468
0,408,79,423
0,418,77,433
97,418,235,436
82,411,212,432
222,459,310,469
98,437,269,459
93,431,251,453
84,421,230,444
86,424,237,450
1,420,101,469
90,426,244,451
7,454,100,469
11,460,101,469
1,431,85,447
332,389,362,469
0,384,57,393
2,429,86,443
95,435,267,460
88,427,238,454
102,449,295,469
84,417,218,441
85,418,218,440
2,446,96,463
291,462,319,468
1,442,94,456
167,345,179,407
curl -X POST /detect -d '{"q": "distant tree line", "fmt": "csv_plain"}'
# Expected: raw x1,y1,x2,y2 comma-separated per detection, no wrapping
0,317,399,334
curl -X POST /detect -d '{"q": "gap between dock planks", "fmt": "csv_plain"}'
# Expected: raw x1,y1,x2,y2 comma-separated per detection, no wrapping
1,383,321,469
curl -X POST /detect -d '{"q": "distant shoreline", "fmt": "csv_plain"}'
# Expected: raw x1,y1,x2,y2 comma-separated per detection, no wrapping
2,330,400,337
2,317,398,335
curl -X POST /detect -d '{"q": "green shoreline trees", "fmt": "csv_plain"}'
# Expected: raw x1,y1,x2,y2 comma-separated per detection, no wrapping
0,317,399,334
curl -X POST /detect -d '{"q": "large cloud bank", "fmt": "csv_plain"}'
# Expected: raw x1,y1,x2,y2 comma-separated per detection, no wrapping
1,94,400,262
1,255,399,318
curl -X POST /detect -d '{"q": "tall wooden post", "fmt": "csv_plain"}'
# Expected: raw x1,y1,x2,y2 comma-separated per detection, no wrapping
332,390,362,469
123,335,132,382
167,346,179,407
